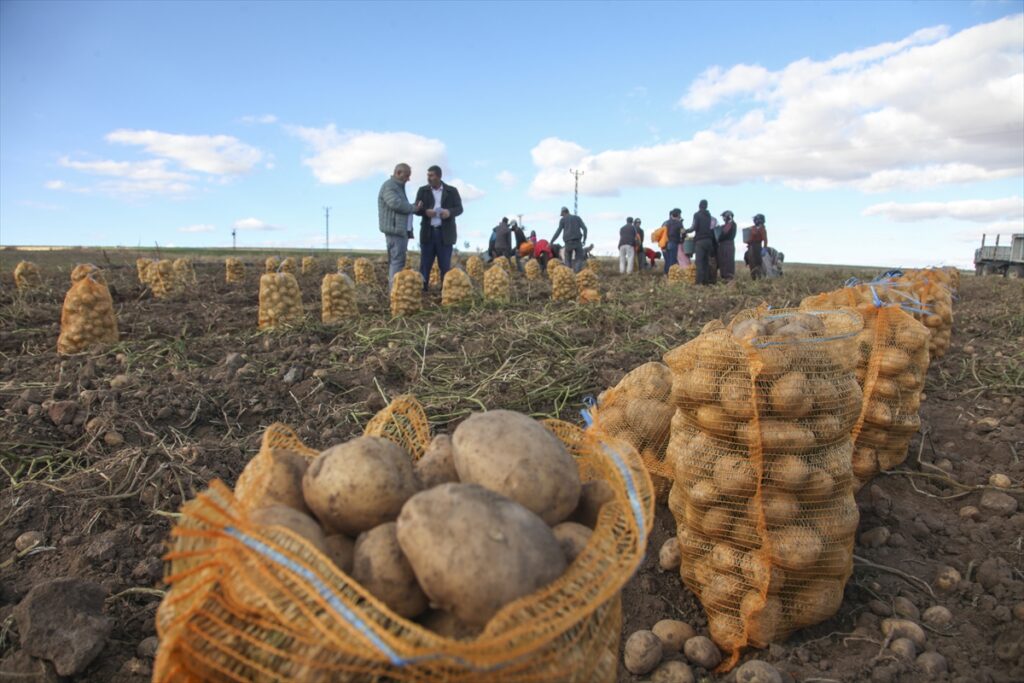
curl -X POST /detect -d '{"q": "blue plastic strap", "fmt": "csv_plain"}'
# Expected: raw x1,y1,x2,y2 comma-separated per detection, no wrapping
580,408,593,427
598,442,648,545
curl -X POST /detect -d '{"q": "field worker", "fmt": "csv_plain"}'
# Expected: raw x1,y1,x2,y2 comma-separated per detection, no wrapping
717,210,737,281
551,206,589,272
661,208,685,273
643,247,661,268
618,217,637,274
744,213,769,280
529,230,538,245
691,199,717,285
634,218,646,270
533,237,554,271
511,220,528,271
413,165,463,292
493,217,514,258
378,163,421,289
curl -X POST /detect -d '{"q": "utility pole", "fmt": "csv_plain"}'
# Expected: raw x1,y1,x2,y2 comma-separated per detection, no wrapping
323,206,331,251
517,214,523,229
569,169,584,215
231,227,237,250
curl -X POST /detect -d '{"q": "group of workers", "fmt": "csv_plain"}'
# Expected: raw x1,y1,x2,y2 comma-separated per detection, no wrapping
378,162,775,291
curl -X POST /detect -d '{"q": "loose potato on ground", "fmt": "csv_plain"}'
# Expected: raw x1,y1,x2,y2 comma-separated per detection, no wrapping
414,434,459,489
303,436,419,536
623,629,663,675
652,619,696,652
352,522,428,618
452,410,581,525
552,521,592,563
396,483,567,628
683,635,722,669
250,504,329,555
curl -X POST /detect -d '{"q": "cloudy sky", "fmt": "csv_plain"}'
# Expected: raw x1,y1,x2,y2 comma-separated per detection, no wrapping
2,1,1022,267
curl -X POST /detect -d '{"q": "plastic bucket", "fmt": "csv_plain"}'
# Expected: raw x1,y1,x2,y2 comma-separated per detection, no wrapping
742,227,752,243
683,237,695,256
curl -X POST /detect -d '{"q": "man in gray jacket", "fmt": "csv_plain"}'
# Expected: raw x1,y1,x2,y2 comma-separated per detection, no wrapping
377,163,421,288
551,207,588,272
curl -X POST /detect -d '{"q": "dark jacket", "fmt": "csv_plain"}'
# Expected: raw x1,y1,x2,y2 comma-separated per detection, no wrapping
719,219,737,242
691,209,714,241
494,223,512,253
664,218,684,243
414,182,464,246
552,214,588,244
618,224,637,248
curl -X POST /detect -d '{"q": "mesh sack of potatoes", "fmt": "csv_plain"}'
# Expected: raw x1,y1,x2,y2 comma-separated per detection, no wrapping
588,362,675,500
265,256,280,273
429,262,441,289
390,268,423,316
14,261,42,290
662,308,863,670
258,272,304,330
466,255,485,282
136,258,154,285
336,256,352,274
667,264,695,284
225,258,245,284
578,288,601,304
547,257,563,273
173,258,198,287
57,272,119,354
151,260,183,299
524,259,541,280
576,267,598,292
353,257,376,286
301,256,318,276
907,276,953,360
321,273,357,324
484,263,511,303
492,256,512,273
280,257,298,275
585,258,600,274
71,263,106,286
551,266,578,302
442,268,473,306
154,395,654,683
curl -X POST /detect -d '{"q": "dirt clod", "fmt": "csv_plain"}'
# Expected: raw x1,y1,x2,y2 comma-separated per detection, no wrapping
980,490,1019,516
916,651,948,675
735,659,783,683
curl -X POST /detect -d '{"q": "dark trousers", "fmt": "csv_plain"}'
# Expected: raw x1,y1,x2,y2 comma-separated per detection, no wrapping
717,240,736,281
565,241,585,273
694,238,715,285
663,242,678,273
420,227,452,290
746,244,764,280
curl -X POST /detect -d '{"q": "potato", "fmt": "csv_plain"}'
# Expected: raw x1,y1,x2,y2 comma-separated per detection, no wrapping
303,436,419,535
688,478,719,509
707,613,746,654
877,348,912,376
738,551,787,594
652,619,696,652
651,660,695,683
594,404,628,435
245,447,311,513
683,635,722,669
800,469,836,501
702,572,744,609
810,414,845,442
414,434,459,489
676,368,720,405
768,526,822,571
395,483,566,627
352,522,428,618
769,372,812,418
713,456,756,496
864,401,893,427
619,361,673,402
880,618,926,648
324,534,355,573
628,399,676,448
708,542,741,573
697,505,735,539
568,480,615,529
761,490,801,527
452,410,581,525
872,377,900,400
719,371,755,419
740,591,784,647
250,504,329,555
553,521,592,563
744,421,815,452
852,447,879,480
418,608,482,640
815,495,860,539
731,318,766,343
817,540,853,576
659,536,682,571
735,660,784,683
770,454,810,491
788,578,845,628
623,629,663,675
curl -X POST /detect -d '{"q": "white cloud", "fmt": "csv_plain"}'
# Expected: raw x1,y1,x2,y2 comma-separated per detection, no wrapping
287,124,446,184
862,196,1024,222
178,224,216,233
233,217,284,231
106,129,263,175
44,180,65,190
496,170,518,188
450,178,485,201
530,15,1024,197
240,114,277,124
57,157,194,196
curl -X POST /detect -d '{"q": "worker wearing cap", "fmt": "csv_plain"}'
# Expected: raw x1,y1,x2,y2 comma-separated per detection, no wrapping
551,207,589,273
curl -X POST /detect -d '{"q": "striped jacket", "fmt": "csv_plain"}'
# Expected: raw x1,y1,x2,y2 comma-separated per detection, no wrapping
377,178,416,237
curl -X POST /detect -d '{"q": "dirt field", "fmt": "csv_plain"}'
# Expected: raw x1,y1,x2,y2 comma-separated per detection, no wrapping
1,249,1022,682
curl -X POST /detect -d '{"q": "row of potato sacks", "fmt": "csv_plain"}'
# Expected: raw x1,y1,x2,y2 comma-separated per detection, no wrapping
136,258,196,299
896,267,956,359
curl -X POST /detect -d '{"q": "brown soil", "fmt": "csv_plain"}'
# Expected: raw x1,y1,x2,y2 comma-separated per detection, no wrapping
1,251,1022,682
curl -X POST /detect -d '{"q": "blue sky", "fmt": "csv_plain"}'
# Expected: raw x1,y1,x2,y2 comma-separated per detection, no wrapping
2,0,1022,267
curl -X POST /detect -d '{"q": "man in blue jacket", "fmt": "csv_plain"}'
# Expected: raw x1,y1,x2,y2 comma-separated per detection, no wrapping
377,163,420,289
413,165,464,291
551,207,589,272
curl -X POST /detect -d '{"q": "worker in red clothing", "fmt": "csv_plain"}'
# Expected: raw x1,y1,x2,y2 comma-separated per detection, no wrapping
743,213,768,280
533,238,554,271
643,247,661,268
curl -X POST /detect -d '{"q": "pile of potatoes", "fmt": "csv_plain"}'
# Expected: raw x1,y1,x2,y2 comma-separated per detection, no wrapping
547,257,563,274
667,264,695,285
264,256,280,273
492,256,511,273
585,258,600,274
551,265,578,302
663,309,863,654
321,273,357,324
483,264,510,303
136,258,154,285
590,362,675,496
578,288,601,304
441,268,472,306
13,261,41,290
353,257,375,286
524,259,541,281
71,263,106,286
909,279,952,359
225,257,245,284
150,260,182,299
57,274,119,355
245,410,608,638
390,268,423,316
336,256,352,274
466,255,485,282
258,272,304,329
575,267,598,292
301,256,318,276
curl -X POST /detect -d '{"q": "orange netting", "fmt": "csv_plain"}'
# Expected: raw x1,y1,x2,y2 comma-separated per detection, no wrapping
663,308,863,670
588,362,675,500
896,269,954,359
13,261,41,290
258,272,304,329
154,396,654,683
57,273,119,354
226,258,245,284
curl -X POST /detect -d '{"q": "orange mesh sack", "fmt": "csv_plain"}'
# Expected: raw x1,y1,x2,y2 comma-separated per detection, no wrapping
667,264,694,284
429,262,441,289
524,259,541,281
483,264,510,302
891,269,954,359
492,256,511,273
466,255,485,282
353,257,376,286
225,258,245,284
663,308,864,669
575,268,598,292
588,362,675,499
441,268,472,306
173,258,198,287
137,258,154,285
551,266,578,302
71,263,107,286
280,256,298,274
154,396,654,683
390,268,423,316
258,272,304,329
57,273,119,354
302,256,318,276
321,273,357,324
265,256,281,273
13,261,41,290
336,256,352,274
151,260,183,299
